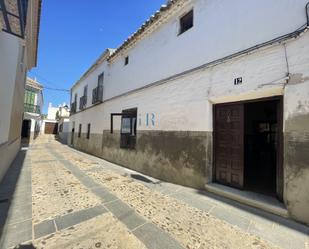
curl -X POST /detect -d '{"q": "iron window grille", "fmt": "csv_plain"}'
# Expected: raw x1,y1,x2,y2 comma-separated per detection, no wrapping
71,102,77,114
79,96,87,110
24,103,40,114
92,85,103,104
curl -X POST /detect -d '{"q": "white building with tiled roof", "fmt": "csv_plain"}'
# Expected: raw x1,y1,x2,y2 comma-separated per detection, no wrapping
69,0,309,225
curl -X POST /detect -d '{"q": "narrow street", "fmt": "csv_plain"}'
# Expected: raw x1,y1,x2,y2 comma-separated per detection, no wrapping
0,136,308,249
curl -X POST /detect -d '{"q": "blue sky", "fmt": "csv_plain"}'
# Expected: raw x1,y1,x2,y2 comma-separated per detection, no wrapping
28,0,166,114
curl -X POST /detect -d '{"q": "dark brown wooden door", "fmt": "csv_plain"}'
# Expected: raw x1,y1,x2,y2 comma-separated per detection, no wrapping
215,104,244,188
276,98,284,201
44,122,58,134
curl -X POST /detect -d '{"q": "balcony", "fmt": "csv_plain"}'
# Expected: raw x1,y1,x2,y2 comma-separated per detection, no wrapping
92,85,103,104
24,103,41,114
79,96,87,110
71,102,77,114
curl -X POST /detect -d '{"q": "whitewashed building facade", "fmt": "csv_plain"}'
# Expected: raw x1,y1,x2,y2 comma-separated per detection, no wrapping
22,77,44,142
69,0,309,224
0,0,41,181
58,104,70,144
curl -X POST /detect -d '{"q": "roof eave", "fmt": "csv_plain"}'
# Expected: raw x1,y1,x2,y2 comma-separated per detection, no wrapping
26,0,42,70
71,48,115,91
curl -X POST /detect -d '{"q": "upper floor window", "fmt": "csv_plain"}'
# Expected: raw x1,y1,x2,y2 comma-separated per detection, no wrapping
124,56,129,66
93,73,104,104
98,73,104,86
179,9,194,35
83,85,88,97
24,90,35,105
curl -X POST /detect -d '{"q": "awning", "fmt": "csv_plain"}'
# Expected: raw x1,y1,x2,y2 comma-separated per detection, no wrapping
0,0,28,38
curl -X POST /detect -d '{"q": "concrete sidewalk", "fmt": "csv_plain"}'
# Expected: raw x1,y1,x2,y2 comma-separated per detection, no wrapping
0,136,308,249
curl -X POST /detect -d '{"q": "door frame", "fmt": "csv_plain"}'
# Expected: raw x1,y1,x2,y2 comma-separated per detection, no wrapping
213,95,284,200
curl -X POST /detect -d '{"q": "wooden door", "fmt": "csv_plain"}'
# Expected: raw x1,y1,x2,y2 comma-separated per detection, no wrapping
276,98,284,201
44,122,58,134
214,104,244,188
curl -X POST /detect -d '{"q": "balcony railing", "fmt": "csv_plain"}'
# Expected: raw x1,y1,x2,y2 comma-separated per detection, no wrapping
71,102,77,114
24,103,41,114
79,96,87,110
92,85,103,104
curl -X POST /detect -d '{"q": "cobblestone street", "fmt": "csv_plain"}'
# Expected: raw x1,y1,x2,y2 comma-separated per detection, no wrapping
0,136,308,249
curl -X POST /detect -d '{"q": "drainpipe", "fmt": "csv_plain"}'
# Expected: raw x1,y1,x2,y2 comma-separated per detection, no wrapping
306,2,309,26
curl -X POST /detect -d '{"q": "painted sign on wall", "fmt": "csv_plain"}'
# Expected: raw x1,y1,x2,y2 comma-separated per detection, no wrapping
139,113,155,127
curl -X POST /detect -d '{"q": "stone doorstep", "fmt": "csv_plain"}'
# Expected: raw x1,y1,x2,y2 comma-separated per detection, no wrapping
205,183,289,218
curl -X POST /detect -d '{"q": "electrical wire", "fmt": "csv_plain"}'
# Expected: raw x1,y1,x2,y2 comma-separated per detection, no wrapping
28,73,70,92
43,87,70,92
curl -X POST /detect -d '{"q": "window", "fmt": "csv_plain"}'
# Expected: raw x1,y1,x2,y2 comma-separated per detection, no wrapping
120,108,137,149
78,124,82,138
179,9,194,35
24,90,35,105
83,85,88,97
124,56,129,66
87,123,91,139
98,73,104,87
93,73,104,104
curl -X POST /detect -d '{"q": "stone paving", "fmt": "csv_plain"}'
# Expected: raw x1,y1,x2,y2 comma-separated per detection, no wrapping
0,135,308,248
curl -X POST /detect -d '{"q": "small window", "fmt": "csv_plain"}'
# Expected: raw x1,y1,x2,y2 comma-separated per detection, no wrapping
179,9,194,35
87,123,91,139
98,73,104,87
78,124,82,138
84,85,88,96
124,56,129,66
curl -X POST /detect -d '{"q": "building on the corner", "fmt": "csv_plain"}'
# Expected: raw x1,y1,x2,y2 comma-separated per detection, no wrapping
69,0,309,225
57,104,70,144
41,103,70,139
0,0,41,181
21,77,44,143
41,103,59,135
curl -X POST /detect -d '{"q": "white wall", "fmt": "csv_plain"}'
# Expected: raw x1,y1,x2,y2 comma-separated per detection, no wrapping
33,89,43,107
47,104,59,120
0,31,22,144
73,61,109,112
73,0,308,104
70,30,309,134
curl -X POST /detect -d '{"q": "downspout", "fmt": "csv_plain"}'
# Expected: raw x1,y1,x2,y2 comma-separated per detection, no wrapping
304,3,309,89
283,1,309,89
282,43,290,90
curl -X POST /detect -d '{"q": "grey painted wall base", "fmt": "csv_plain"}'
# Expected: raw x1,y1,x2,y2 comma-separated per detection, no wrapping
284,113,309,225
69,126,309,225
58,132,69,144
70,130,212,189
